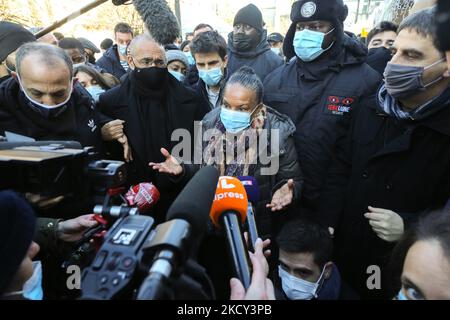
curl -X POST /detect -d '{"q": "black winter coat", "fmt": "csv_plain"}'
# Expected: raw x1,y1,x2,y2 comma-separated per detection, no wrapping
227,30,284,82
0,77,105,153
317,88,450,299
96,45,127,80
263,33,382,214
98,74,209,222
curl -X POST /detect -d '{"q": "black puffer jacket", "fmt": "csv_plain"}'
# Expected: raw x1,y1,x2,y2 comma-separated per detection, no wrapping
227,30,284,82
263,33,382,215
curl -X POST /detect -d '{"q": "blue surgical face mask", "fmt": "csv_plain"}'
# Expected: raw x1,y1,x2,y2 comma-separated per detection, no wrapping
184,51,195,66
278,265,326,300
22,261,43,300
293,28,335,62
199,67,223,87
169,70,186,82
86,85,105,102
220,105,259,134
2,261,44,300
118,44,127,56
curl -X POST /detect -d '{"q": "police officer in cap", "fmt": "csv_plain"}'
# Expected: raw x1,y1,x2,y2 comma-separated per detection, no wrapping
264,0,382,217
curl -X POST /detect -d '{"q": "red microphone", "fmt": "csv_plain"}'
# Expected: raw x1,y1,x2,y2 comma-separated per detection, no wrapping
126,182,160,213
210,176,251,289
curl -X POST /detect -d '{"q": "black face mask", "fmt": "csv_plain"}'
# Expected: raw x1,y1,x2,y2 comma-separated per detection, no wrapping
233,33,259,52
132,66,168,90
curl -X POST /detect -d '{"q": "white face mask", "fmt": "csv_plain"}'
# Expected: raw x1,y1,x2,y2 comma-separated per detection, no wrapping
278,265,326,300
17,75,73,110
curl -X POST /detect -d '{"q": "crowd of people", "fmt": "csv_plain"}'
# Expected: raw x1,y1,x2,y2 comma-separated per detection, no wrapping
0,0,450,301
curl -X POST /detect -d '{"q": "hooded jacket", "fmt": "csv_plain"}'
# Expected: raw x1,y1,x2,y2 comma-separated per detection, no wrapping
227,30,284,81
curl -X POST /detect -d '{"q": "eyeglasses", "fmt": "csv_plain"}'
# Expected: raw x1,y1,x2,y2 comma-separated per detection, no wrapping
132,57,166,68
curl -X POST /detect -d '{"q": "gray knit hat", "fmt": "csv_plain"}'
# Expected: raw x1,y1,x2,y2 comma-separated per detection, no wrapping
166,50,189,68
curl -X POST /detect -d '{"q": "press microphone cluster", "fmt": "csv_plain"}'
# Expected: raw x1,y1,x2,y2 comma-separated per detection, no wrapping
137,166,219,300
80,166,219,300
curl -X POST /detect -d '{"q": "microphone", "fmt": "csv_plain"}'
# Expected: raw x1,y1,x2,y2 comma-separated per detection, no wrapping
125,182,160,213
137,166,219,300
133,0,181,45
238,176,260,252
210,176,252,289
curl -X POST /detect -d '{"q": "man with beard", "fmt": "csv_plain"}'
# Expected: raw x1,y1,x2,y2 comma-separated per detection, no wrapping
226,4,284,81
99,35,209,222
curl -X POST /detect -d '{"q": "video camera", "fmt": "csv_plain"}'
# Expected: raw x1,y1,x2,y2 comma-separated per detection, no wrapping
0,141,127,201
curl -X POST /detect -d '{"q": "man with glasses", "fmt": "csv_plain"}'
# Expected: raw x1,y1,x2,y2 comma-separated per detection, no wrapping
226,4,283,81
98,34,209,222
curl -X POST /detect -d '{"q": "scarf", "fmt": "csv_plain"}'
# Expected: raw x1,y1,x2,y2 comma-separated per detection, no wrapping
377,83,444,121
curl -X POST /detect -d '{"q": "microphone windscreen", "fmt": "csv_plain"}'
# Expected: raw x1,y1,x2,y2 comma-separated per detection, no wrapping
238,176,260,205
210,176,248,227
125,182,160,213
166,166,219,235
133,0,181,45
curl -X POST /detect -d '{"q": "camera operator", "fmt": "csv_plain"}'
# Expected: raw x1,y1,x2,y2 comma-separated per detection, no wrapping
0,190,99,300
